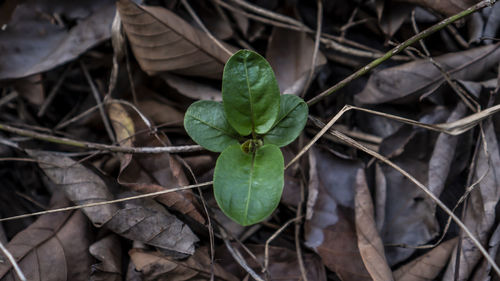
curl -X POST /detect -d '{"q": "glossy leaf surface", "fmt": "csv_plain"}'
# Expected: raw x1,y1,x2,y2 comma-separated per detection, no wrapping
213,144,284,226
184,100,240,152
222,50,280,136
263,94,308,147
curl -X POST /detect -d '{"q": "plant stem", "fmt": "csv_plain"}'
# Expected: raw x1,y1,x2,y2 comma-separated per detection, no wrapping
0,123,203,154
306,0,498,106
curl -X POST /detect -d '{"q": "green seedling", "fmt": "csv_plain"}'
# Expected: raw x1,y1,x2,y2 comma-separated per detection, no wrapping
184,50,308,226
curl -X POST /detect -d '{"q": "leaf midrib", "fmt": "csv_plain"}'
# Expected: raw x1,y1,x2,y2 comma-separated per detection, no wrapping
243,58,255,133
243,150,256,225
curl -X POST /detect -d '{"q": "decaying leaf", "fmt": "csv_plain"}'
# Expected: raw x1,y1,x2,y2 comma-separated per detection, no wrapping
217,244,326,281
354,44,500,105
393,238,457,281
163,73,222,101
355,170,393,281
89,234,122,281
28,150,199,255
0,0,114,80
108,102,205,224
266,26,327,95
0,193,93,281
396,0,477,16
117,0,237,79
444,119,500,280
305,148,372,280
129,247,239,281
379,158,439,265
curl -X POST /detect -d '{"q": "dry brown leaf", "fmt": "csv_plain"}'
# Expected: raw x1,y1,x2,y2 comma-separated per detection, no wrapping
355,170,394,281
163,73,222,101
0,193,93,281
108,102,205,224
393,238,457,281
130,247,239,281
89,234,122,281
305,148,372,280
444,119,500,280
266,26,326,95
0,1,114,80
354,44,500,105
136,98,184,125
396,0,477,16
28,150,199,255
117,0,236,79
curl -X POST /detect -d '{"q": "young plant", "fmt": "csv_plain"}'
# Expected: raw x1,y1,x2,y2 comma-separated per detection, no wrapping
184,50,308,226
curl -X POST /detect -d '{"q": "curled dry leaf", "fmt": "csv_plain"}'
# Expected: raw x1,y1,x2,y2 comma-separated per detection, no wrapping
0,1,114,80
129,247,239,281
89,234,122,281
355,170,393,281
108,102,205,224
28,150,199,255
117,0,236,79
444,119,500,280
393,238,458,281
305,148,372,280
354,44,500,105
0,193,93,281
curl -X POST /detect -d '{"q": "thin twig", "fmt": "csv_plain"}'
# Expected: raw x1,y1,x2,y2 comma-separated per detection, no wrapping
306,0,497,106
0,122,203,154
38,63,71,117
219,227,265,281
0,240,27,281
295,181,309,281
80,61,116,143
301,0,322,98
292,105,500,276
181,0,234,57
0,181,212,222
263,216,302,275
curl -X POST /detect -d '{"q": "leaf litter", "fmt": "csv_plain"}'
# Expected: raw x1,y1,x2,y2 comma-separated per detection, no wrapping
0,0,500,280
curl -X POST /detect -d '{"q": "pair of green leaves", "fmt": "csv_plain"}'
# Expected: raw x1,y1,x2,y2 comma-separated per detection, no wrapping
184,50,308,226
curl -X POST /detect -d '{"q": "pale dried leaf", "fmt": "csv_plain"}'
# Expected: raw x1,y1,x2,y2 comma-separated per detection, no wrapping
354,44,500,105
89,234,122,281
397,0,477,16
266,27,326,95
355,170,394,281
304,148,372,280
110,104,205,223
0,193,93,281
117,0,237,79
163,73,222,101
28,150,199,255
130,247,239,281
394,238,457,281
444,119,500,280
0,1,114,80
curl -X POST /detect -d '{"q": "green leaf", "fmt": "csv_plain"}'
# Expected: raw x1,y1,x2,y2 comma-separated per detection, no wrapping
263,94,308,147
184,100,240,152
222,50,280,136
213,144,284,226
